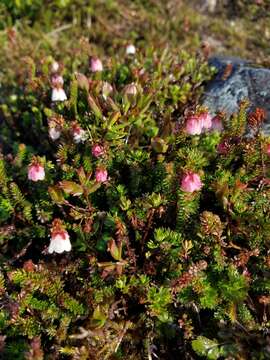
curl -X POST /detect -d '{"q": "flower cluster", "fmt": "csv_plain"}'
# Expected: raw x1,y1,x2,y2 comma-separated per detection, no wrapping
185,112,223,135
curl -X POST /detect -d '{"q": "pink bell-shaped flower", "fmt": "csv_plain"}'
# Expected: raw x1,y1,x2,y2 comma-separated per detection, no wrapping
199,112,212,130
181,172,203,193
28,161,45,182
95,167,108,183
92,144,104,158
124,83,137,96
211,116,224,132
90,57,103,72
185,115,203,135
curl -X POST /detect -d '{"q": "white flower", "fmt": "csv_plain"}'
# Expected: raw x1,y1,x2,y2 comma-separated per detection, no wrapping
48,231,71,254
51,61,59,73
126,44,136,55
49,127,61,140
73,128,87,143
51,88,67,102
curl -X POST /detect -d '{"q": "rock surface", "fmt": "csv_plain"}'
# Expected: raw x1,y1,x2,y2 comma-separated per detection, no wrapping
203,56,270,134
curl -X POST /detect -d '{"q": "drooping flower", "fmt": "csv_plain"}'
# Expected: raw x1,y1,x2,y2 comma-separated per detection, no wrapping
126,44,136,55
51,61,59,73
266,144,270,156
51,75,67,102
90,57,103,72
48,219,71,254
199,112,212,130
49,126,61,141
185,115,203,135
51,88,67,102
124,83,137,96
71,123,87,143
95,168,108,183
185,112,213,135
211,115,223,132
28,162,45,182
181,172,203,193
48,116,64,140
92,144,104,158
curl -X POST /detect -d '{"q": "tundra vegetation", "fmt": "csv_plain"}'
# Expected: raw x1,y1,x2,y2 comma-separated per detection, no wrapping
0,1,270,359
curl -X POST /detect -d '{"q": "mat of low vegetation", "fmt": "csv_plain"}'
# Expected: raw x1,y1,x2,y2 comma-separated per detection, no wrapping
1,1,270,359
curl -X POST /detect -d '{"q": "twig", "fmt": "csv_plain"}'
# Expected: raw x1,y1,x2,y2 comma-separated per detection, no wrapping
45,24,73,38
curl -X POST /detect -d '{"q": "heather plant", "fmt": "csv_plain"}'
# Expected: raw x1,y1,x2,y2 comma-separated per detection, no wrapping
0,41,270,360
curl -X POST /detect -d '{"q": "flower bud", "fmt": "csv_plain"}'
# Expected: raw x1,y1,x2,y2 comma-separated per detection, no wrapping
92,144,104,158
95,168,108,183
102,81,113,100
51,61,59,73
217,139,230,155
51,75,64,88
124,83,137,96
211,116,223,132
90,57,103,72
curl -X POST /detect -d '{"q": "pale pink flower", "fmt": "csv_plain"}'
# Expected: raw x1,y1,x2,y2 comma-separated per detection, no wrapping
211,116,223,132
181,172,203,193
199,112,212,130
186,115,203,135
95,168,108,183
124,83,137,96
28,164,45,182
102,81,113,100
92,144,104,158
126,44,136,55
90,57,103,72
51,75,64,88
51,88,67,102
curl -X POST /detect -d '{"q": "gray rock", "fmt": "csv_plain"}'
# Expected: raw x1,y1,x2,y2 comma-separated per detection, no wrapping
203,56,270,134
